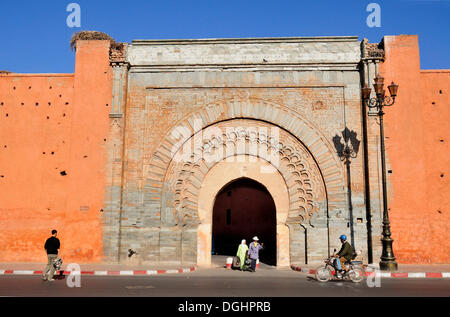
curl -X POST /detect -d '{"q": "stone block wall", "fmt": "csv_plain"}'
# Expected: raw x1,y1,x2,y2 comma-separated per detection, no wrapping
103,36,371,265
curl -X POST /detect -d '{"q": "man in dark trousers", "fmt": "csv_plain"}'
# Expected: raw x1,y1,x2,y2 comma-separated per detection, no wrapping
334,234,355,277
247,236,264,272
43,230,60,281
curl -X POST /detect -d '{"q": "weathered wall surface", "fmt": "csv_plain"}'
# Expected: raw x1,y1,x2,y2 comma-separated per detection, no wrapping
380,35,450,263
105,37,369,265
1,33,448,265
0,40,112,263
420,70,450,263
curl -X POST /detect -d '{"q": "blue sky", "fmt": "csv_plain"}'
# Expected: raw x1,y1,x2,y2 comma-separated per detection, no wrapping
0,0,449,73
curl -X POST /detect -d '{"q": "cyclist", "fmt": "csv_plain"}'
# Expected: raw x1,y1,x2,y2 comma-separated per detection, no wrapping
334,235,354,278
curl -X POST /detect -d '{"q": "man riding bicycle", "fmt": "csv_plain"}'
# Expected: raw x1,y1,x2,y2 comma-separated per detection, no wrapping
334,235,355,277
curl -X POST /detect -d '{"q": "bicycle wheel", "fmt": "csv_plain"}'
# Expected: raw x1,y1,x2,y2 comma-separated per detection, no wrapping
349,267,364,283
315,266,332,283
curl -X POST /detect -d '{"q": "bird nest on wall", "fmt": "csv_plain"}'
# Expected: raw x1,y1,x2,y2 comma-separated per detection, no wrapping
70,31,116,51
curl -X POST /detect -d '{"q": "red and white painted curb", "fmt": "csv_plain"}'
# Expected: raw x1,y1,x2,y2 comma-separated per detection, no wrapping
290,265,450,278
0,266,196,276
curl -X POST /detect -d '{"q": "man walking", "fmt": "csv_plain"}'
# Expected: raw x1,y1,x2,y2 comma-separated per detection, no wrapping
43,230,60,282
247,236,263,272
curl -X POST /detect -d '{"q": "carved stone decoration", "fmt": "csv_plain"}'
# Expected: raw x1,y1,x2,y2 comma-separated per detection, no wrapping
110,42,129,65
145,99,345,210
161,119,327,228
361,38,385,60
313,100,326,111
143,98,347,264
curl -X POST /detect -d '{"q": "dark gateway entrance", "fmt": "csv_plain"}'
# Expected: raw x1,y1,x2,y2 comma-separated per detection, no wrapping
212,177,277,266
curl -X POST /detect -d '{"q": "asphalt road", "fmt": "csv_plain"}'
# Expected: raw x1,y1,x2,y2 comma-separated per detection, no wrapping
0,267,449,297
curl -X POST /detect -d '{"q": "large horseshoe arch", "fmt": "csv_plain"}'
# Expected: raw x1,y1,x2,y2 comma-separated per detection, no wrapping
160,119,329,266
145,100,346,265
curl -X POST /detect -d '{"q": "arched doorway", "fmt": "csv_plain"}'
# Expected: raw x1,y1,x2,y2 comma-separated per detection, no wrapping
196,156,290,267
147,106,343,266
212,177,277,266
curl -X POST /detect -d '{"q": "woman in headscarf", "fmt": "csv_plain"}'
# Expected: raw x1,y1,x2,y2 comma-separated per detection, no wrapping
236,239,248,271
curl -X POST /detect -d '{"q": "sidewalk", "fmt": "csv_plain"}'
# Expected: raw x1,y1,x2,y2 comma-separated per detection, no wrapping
290,263,450,278
0,262,197,276
3,260,450,278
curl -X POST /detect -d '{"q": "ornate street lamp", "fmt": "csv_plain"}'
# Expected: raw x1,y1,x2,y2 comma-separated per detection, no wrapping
362,74,399,271
333,128,360,250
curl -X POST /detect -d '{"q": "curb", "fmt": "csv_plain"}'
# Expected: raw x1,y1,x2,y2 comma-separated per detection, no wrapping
290,265,450,278
0,266,197,276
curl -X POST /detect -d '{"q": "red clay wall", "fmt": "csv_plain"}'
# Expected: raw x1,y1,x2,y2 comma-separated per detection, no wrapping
420,70,450,263
1,35,448,265
380,35,450,263
0,40,112,263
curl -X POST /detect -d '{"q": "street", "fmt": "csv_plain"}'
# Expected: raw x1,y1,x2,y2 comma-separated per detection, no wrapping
0,267,449,297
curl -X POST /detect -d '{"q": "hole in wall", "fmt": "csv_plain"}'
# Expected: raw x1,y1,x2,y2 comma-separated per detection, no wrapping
439,90,443,94
432,102,436,105
60,171,67,176
128,249,136,258
440,174,444,178
388,170,393,174
35,102,39,106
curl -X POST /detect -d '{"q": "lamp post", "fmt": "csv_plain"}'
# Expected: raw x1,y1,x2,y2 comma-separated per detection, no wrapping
362,74,399,271
333,128,360,250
